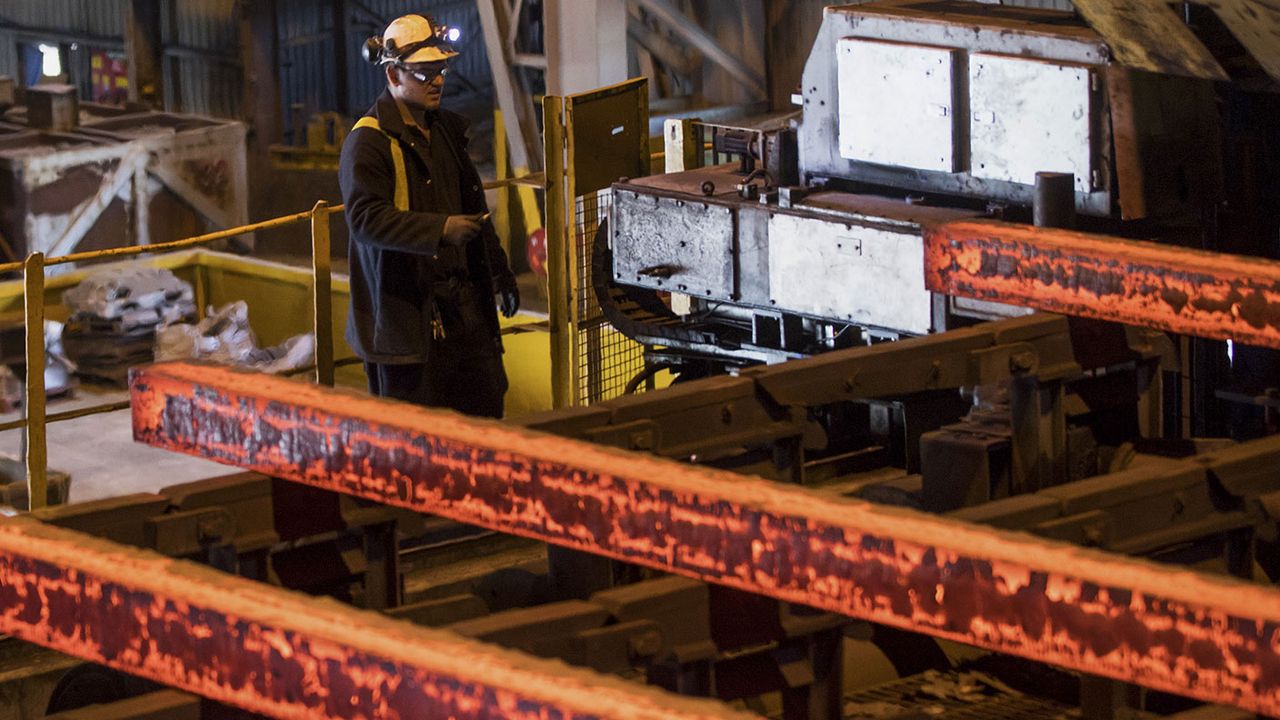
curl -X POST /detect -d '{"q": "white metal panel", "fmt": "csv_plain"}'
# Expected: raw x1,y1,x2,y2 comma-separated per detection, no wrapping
837,38,958,172
969,53,1096,191
768,214,932,335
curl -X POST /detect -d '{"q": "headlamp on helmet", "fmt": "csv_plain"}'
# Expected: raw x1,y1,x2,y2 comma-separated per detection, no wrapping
362,14,460,65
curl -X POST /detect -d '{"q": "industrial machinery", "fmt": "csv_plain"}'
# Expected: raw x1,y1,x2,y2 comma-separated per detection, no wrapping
5,2,1280,719
604,0,1225,369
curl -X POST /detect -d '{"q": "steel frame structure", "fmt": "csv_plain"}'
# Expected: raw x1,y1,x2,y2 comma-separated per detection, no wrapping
9,166,1280,719
130,360,1280,716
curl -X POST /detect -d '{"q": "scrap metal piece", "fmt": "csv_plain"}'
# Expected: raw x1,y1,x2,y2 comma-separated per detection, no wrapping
924,219,1280,349
0,515,748,720
133,362,1280,715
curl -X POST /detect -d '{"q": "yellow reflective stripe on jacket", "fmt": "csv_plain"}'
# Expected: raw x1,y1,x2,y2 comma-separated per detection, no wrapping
353,116,409,211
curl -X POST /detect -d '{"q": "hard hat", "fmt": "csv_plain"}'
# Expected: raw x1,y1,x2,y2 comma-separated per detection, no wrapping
362,14,459,65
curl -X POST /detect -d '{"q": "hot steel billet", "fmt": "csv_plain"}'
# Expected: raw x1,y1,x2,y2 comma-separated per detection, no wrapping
132,362,1280,715
925,218,1280,349
0,515,749,720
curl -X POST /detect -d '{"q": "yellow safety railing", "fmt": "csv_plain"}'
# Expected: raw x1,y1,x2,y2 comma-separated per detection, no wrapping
0,200,350,510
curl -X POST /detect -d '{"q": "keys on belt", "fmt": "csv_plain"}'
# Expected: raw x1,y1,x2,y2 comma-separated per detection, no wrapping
430,298,446,340
429,278,484,342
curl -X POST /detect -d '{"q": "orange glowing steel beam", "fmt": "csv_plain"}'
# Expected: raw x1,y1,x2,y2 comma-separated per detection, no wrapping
131,362,1280,716
924,219,1280,348
0,516,748,720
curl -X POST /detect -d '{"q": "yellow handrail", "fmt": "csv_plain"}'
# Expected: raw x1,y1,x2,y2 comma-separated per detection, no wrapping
14,202,346,509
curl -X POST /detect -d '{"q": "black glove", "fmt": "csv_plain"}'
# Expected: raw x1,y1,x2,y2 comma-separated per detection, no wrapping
497,277,520,318
442,214,484,247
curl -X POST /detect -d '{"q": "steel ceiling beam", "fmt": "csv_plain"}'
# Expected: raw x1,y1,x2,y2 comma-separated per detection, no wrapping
1068,0,1228,80
925,218,1280,350
133,361,1280,715
627,0,766,98
476,0,542,172
0,515,747,720
1197,0,1280,83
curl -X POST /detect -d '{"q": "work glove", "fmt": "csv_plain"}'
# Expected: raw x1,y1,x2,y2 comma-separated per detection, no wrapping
442,213,485,247
497,276,520,318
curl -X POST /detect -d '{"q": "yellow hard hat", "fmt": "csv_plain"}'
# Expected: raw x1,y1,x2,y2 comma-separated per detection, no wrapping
366,14,459,65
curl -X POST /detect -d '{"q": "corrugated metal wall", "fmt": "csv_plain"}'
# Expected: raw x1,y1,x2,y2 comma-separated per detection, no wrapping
0,0,1074,124
0,0,127,96
278,0,340,137
0,0,494,127
0,0,127,38
0,0,241,117
277,0,493,140
163,0,242,117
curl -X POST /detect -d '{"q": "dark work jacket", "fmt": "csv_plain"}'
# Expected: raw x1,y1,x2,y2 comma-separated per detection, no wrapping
340,90,515,363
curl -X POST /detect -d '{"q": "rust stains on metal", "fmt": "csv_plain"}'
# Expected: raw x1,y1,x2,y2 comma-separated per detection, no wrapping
0,516,749,720
925,219,1280,349
132,363,1280,715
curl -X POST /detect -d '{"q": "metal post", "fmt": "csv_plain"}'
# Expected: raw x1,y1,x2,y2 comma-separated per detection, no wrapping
1032,171,1120,713
1005,172,1077,492
494,108,512,258
310,201,334,387
544,96,571,409
664,118,701,173
477,0,542,172
664,118,699,318
192,255,208,321
1033,171,1076,229
23,253,46,510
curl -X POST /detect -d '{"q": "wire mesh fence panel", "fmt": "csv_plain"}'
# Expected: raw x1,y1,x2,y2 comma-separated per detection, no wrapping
543,79,652,407
570,188,646,405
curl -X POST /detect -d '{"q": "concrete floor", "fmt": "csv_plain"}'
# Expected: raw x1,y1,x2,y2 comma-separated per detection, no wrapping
0,384,233,505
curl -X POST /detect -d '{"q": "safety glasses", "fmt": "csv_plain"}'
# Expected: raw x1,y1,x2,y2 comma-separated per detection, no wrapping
399,62,450,84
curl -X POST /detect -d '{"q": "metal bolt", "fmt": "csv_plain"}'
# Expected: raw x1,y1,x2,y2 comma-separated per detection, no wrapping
1083,522,1105,546
197,517,229,543
629,630,663,658
1009,351,1036,373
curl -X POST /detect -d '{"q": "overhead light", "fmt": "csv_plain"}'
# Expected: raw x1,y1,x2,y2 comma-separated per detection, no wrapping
446,27,461,43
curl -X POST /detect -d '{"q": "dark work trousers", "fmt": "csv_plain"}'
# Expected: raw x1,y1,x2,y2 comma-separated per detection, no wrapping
365,283,508,418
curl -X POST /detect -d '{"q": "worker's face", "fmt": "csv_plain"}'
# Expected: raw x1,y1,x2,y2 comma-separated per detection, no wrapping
387,61,448,111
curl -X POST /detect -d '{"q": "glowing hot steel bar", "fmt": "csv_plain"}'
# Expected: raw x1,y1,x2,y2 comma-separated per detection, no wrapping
0,516,749,720
924,219,1280,349
132,362,1280,715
